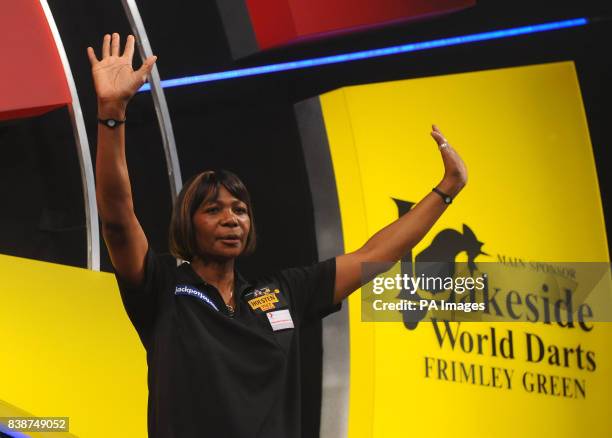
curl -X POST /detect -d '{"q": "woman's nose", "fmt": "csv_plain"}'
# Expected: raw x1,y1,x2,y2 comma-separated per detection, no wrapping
221,210,239,226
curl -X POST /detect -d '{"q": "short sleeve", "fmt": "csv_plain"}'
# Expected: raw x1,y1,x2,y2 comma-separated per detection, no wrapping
276,257,341,322
114,246,170,348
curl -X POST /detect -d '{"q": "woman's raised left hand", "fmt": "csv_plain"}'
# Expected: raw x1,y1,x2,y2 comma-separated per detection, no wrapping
430,124,468,196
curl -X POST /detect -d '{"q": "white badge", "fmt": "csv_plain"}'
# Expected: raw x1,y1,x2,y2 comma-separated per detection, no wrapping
266,309,294,331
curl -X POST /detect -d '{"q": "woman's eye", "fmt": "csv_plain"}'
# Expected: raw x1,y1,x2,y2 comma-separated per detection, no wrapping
234,207,247,214
205,207,219,213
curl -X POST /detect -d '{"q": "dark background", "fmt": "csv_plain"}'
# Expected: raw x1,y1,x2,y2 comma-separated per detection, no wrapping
0,1,610,435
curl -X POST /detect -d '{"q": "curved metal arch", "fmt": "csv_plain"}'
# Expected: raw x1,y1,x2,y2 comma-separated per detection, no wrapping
121,0,183,199
40,0,100,270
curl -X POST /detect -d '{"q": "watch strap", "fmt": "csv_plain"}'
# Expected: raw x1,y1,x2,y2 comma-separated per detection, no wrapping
98,118,126,128
432,187,453,204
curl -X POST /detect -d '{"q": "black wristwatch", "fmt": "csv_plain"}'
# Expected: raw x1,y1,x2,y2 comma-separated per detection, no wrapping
432,187,453,204
98,118,126,129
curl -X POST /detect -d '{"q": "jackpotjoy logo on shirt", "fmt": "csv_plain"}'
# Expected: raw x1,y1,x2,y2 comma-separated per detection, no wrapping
175,285,219,311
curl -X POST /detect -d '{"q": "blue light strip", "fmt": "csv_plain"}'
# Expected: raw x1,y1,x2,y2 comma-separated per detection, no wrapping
139,17,588,91
0,422,31,438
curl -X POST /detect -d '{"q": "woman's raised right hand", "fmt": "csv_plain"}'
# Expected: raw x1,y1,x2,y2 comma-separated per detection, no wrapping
87,33,156,111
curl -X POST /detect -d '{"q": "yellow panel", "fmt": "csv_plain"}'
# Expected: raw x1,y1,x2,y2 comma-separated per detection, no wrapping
0,254,147,438
320,62,611,438
320,90,375,438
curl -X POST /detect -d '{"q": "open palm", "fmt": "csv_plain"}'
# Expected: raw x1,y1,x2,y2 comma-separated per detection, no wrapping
430,125,468,194
87,33,156,104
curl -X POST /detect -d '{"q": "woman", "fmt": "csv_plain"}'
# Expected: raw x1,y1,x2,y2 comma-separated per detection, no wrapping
87,34,467,438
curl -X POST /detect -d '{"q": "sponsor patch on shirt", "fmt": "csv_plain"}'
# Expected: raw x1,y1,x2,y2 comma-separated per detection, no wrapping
252,286,280,297
248,293,279,311
175,285,219,312
245,287,285,313
266,309,294,331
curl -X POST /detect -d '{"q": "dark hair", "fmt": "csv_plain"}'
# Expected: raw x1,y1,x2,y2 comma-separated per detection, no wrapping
169,170,256,261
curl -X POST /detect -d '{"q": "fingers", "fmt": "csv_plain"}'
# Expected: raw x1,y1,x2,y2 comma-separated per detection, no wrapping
430,125,450,151
86,46,99,66
101,33,134,60
123,35,135,62
430,125,467,185
102,34,111,58
111,33,120,57
431,132,448,148
431,124,447,141
135,55,158,84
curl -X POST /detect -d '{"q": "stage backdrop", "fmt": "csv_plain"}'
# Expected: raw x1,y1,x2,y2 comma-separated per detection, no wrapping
298,61,611,437
0,255,147,438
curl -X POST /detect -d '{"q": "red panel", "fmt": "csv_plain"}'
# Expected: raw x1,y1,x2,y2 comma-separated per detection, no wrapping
244,0,296,51
245,0,475,50
0,0,71,121
291,0,475,35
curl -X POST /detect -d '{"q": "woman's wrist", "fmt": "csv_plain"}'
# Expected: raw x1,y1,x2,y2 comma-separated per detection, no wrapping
97,100,127,120
436,177,465,198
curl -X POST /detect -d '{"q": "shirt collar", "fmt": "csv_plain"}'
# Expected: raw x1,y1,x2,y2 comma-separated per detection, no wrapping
176,262,253,297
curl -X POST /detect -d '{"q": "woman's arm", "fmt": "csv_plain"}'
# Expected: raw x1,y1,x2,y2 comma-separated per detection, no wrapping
334,125,467,304
87,33,157,286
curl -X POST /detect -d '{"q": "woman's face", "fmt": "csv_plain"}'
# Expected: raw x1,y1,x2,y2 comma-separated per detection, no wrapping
192,185,251,261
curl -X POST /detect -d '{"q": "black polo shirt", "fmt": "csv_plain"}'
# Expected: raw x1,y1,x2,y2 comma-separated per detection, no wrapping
115,247,340,438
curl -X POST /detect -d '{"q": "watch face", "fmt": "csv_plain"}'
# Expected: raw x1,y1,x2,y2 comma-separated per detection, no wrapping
445,196,452,204
107,119,116,127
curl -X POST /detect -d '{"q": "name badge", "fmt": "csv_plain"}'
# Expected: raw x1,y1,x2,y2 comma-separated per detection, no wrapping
266,309,294,331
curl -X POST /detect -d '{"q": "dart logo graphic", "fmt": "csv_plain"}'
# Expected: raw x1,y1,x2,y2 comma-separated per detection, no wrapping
393,198,488,329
